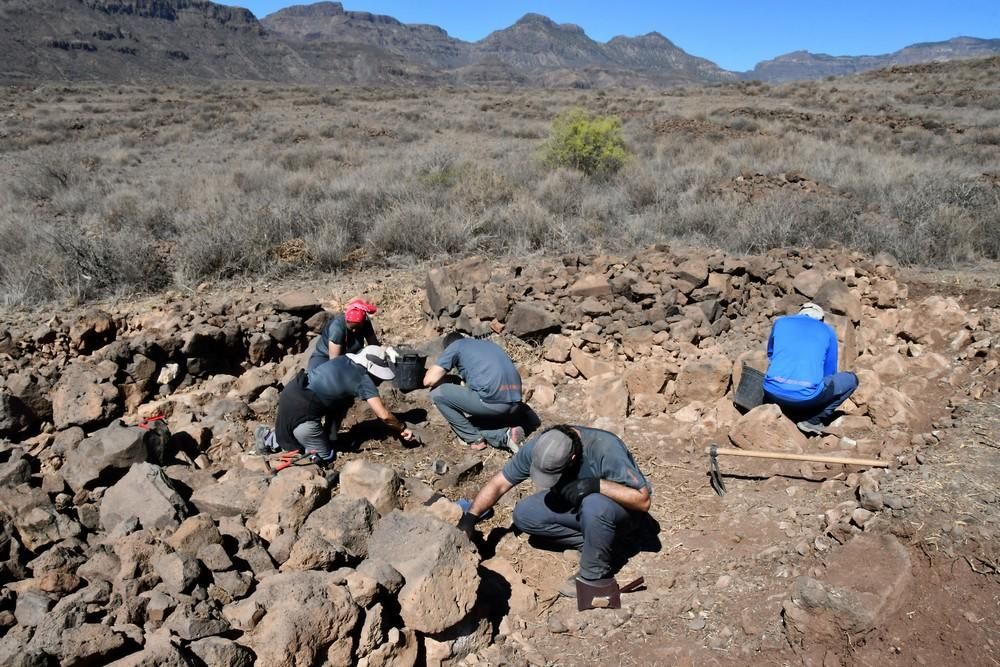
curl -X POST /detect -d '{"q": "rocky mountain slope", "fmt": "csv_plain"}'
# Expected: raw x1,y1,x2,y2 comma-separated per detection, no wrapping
0,0,427,84
260,0,470,69
0,0,997,86
746,36,1000,82
1,0,285,82
264,6,736,85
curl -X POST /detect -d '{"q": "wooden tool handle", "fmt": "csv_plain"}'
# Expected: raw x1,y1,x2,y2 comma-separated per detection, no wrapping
706,446,889,468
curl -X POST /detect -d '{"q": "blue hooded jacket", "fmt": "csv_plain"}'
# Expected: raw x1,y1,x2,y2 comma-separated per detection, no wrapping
763,314,838,402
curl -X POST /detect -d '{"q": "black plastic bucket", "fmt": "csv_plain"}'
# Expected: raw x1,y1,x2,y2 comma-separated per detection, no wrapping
393,351,427,393
734,364,765,412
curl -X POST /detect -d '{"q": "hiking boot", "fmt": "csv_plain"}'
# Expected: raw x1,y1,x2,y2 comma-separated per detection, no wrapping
506,426,525,454
796,420,826,436
558,574,580,599
254,426,278,455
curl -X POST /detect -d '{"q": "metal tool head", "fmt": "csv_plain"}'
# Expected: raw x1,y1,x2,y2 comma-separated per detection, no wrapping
576,576,644,612
708,443,727,496
576,577,621,611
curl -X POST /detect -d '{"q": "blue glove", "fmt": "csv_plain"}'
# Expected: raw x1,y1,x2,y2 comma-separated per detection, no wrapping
456,498,493,521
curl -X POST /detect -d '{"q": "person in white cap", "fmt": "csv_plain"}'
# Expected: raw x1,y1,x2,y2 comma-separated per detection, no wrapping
256,345,414,464
763,302,859,434
458,425,651,598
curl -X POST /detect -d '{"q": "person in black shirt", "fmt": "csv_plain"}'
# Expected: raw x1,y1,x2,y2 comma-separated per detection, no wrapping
256,345,413,463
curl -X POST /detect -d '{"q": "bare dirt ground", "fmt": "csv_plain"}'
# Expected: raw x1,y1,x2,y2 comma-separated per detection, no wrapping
381,395,999,666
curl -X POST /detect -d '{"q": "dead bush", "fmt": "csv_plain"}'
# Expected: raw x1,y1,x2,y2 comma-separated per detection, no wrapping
477,195,557,253
368,200,469,258
10,156,82,202
277,147,327,171
0,216,171,304
536,168,586,217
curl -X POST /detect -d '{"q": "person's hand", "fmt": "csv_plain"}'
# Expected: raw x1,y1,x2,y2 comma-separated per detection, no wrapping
457,512,479,539
399,428,415,441
557,477,600,507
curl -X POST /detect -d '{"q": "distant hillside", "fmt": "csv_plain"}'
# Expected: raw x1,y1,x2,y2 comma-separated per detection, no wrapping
0,1,996,87
474,13,612,70
0,0,427,84
261,0,470,69
264,6,736,86
603,31,734,83
746,36,1000,82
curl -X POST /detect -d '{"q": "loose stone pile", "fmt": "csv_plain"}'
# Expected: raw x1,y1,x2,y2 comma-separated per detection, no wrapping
0,243,996,664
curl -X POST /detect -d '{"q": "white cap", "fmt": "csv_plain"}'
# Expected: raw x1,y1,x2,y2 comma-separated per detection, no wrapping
799,302,825,320
346,345,396,380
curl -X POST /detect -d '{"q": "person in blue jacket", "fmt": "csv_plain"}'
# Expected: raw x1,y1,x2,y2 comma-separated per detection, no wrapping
763,302,859,434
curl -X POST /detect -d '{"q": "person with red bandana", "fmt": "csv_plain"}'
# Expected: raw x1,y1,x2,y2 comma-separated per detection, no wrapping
307,297,380,372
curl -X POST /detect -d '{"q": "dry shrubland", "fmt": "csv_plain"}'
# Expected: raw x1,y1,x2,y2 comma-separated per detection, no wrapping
1,56,998,304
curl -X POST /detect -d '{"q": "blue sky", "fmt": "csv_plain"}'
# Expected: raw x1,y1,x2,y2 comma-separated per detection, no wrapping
234,1,1000,71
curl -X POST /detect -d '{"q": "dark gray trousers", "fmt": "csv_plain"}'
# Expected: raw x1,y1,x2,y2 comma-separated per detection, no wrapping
512,491,633,580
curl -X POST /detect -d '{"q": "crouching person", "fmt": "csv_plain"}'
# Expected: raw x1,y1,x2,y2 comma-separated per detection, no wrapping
763,302,859,434
423,332,540,453
256,345,414,464
458,425,651,597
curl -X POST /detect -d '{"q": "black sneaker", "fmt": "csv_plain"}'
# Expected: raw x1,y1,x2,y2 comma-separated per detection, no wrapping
796,420,826,436
306,451,335,469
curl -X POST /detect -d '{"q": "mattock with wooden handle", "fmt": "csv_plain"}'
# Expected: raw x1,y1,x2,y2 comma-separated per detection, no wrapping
706,442,890,496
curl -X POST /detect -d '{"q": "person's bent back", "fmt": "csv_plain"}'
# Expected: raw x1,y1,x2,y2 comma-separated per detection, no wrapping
763,302,858,434
423,332,540,453
764,312,838,402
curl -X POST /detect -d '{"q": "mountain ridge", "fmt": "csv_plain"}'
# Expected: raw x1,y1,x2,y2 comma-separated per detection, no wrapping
746,36,1000,81
0,0,997,86
262,6,736,84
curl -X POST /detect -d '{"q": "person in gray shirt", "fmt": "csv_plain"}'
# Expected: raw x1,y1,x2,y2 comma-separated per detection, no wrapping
458,425,652,597
423,332,540,453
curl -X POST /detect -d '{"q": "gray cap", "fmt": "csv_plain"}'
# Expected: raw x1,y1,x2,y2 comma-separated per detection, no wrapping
529,429,575,489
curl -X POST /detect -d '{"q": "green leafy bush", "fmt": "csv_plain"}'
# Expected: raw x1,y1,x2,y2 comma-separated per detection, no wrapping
541,108,629,178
